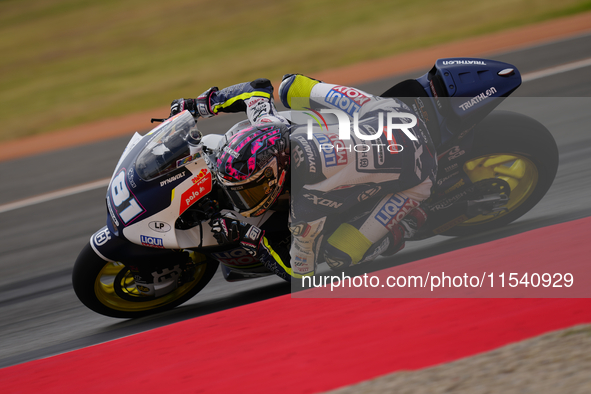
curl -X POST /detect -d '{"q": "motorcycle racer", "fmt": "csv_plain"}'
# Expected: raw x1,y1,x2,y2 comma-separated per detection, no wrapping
170,75,437,280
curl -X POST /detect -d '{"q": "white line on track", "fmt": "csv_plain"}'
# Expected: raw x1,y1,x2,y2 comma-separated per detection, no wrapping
521,57,591,82
1,57,591,215
0,178,110,214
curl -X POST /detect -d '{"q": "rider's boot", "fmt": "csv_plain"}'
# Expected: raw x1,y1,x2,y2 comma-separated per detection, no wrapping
399,206,428,240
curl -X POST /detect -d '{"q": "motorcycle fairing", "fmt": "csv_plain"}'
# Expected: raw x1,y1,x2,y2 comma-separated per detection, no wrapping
94,211,274,264
105,111,218,249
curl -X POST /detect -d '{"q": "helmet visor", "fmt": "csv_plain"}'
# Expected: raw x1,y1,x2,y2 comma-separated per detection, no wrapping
224,159,278,211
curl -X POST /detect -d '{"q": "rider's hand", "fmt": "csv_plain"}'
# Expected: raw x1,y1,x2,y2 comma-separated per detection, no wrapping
170,99,198,119
195,87,218,118
210,217,264,256
169,87,218,119
211,217,240,244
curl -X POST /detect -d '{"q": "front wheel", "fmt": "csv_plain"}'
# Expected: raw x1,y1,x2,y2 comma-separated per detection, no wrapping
72,242,218,318
442,111,559,236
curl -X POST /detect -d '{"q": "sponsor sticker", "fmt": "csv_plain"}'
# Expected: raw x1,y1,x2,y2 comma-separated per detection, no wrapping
303,193,343,209
245,226,262,242
358,186,382,202
179,169,212,215
375,195,419,232
290,223,311,237
149,221,172,233
106,196,119,227
437,171,460,186
160,171,186,187
93,228,111,247
444,163,459,173
444,179,465,194
442,60,486,65
223,146,240,159
315,133,349,167
431,187,474,211
212,248,258,267
458,87,497,111
433,215,469,234
176,152,201,168
294,255,308,267
140,235,165,248
127,168,137,188
293,135,317,173
324,86,371,116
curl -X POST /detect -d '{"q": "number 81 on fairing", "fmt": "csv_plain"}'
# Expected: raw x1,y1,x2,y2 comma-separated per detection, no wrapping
111,170,145,225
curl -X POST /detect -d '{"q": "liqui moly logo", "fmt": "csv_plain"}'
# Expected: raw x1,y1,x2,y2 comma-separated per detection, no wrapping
325,86,372,116
375,195,420,232
140,235,165,248
212,248,257,267
314,133,348,167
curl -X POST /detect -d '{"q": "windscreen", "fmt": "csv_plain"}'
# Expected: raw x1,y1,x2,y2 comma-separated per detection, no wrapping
135,111,202,181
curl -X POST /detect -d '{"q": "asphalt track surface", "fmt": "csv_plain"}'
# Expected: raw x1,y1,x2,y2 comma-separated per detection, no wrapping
1,33,591,369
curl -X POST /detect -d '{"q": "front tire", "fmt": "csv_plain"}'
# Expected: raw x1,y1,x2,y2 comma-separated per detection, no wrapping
442,111,558,236
72,242,218,318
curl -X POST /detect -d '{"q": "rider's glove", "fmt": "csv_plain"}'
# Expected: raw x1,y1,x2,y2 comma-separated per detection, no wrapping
195,87,218,118
170,99,198,119
210,217,264,257
169,87,219,119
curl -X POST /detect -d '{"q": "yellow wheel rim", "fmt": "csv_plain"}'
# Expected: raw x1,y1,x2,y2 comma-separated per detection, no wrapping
460,154,538,225
94,252,208,312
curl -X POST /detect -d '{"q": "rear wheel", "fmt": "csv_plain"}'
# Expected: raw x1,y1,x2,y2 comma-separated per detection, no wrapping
442,111,558,236
72,243,218,318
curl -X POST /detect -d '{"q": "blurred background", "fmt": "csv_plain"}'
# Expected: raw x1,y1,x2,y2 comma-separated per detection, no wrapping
1,0,590,142
1,0,591,379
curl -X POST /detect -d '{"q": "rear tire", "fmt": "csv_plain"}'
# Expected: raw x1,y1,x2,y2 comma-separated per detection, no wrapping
72,242,218,318
442,111,558,236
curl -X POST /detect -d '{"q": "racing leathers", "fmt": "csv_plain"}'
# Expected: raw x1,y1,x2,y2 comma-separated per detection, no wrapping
282,75,436,277
175,75,437,281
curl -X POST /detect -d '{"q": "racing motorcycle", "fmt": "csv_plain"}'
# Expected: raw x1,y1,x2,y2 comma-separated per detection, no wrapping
72,57,559,318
